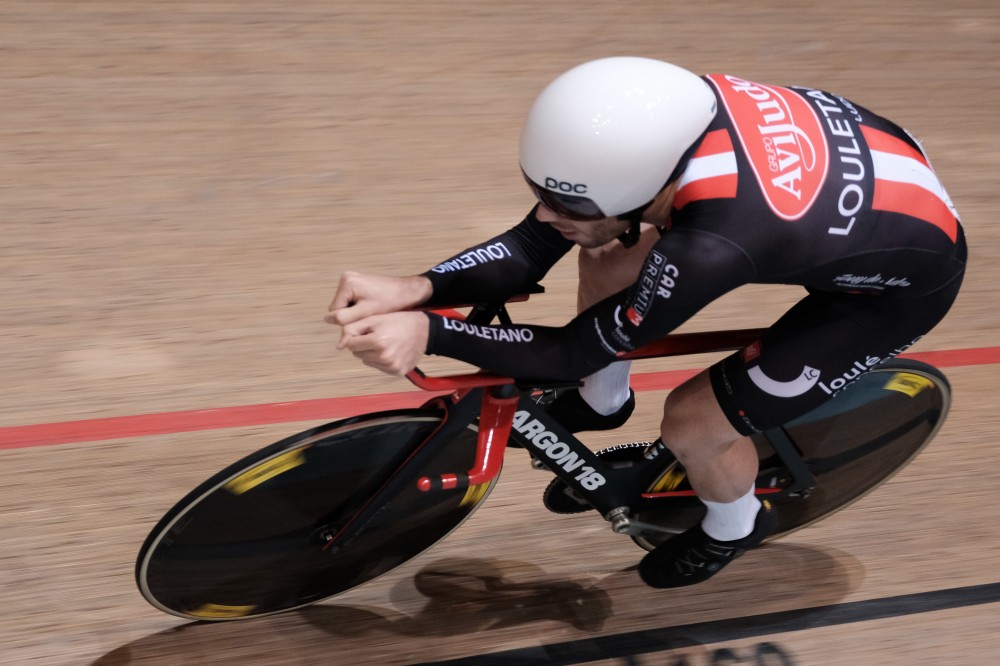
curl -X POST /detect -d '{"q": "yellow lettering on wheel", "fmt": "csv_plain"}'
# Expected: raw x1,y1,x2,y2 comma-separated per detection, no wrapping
459,482,490,507
224,448,306,495
884,372,934,397
188,603,256,619
650,463,686,492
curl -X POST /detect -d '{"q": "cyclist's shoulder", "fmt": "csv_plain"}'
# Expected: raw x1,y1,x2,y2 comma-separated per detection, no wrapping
649,224,757,277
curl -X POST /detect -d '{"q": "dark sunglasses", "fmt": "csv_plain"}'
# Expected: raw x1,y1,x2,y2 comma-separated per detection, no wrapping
522,170,658,223
521,171,608,221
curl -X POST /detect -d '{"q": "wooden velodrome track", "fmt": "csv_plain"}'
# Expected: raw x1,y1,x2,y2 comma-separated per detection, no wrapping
2,2,998,664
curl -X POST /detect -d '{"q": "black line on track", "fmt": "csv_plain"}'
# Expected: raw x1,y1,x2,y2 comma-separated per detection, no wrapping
412,581,1000,665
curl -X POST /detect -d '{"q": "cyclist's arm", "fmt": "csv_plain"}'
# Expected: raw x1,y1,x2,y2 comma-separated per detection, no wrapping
425,230,756,380
420,206,573,307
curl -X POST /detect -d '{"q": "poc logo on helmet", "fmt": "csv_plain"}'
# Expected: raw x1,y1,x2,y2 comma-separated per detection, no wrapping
545,177,588,194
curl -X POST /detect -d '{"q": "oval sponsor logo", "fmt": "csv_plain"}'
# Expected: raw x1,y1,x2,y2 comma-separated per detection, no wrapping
708,74,829,221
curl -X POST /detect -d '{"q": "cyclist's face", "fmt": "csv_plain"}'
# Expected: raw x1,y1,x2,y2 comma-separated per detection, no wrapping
535,205,631,248
534,181,678,248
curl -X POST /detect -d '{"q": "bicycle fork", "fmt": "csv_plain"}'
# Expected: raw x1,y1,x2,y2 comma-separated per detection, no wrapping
316,389,490,553
417,384,520,492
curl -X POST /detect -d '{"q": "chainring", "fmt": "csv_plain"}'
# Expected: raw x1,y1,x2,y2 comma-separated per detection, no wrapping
542,442,658,514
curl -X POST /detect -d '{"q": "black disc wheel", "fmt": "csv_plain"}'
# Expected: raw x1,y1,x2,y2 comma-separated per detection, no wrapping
629,360,950,550
136,409,494,620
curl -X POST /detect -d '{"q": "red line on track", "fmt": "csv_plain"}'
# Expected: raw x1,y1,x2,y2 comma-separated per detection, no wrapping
2,346,998,451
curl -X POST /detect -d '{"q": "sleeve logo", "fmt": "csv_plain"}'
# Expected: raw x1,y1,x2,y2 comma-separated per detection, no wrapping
625,250,679,326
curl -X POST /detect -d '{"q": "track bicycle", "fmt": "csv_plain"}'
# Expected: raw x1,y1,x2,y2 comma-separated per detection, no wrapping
135,289,951,621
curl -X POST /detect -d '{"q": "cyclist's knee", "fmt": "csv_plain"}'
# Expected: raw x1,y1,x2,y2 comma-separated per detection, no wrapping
659,372,740,459
659,380,698,454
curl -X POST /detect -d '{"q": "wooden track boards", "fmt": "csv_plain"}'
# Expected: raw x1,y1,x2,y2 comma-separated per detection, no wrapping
2,2,998,664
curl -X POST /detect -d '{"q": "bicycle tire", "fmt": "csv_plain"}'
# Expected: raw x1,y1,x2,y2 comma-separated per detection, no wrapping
136,409,493,621
630,359,950,550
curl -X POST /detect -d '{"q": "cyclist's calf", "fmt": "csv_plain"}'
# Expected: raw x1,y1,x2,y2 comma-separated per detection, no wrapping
659,369,758,504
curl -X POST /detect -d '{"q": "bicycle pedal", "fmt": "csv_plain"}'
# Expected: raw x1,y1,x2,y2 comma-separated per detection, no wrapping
542,481,592,514
530,455,549,471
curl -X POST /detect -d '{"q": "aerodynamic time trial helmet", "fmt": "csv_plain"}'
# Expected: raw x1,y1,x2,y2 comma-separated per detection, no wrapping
520,57,717,221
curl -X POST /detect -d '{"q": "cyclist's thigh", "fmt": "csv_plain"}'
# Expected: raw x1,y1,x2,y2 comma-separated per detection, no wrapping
709,279,961,435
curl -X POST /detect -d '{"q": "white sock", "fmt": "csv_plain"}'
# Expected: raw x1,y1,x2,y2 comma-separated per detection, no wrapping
700,486,761,541
579,361,632,415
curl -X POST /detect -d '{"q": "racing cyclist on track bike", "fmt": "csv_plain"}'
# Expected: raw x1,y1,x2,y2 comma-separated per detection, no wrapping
325,57,966,588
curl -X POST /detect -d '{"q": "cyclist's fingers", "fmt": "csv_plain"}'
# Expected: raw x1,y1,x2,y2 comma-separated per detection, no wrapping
327,287,384,326
326,302,370,326
337,324,365,350
341,332,401,375
326,272,368,318
339,315,420,377
328,275,353,309
338,317,385,351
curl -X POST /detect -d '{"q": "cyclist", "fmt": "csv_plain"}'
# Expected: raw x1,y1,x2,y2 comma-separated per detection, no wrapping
325,57,966,588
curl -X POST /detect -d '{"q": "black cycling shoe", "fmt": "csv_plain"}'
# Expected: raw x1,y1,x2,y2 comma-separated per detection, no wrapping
638,499,776,588
541,387,636,433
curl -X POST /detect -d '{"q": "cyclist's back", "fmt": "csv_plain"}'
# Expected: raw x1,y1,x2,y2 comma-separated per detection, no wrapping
673,73,965,300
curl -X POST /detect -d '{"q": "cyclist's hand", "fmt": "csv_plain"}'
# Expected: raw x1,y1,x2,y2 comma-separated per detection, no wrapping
325,272,433,326
338,311,430,376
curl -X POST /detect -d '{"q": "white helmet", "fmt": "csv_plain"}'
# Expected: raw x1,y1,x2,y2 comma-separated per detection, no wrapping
520,57,717,220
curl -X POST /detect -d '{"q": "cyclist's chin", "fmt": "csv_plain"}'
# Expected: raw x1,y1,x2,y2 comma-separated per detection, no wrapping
574,231,622,249
556,229,590,246
551,218,629,247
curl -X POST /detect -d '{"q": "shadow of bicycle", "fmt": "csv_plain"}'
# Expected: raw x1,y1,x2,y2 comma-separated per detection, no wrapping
307,556,614,637
92,542,860,665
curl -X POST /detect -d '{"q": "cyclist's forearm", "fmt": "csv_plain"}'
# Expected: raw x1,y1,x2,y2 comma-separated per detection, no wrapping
420,208,572,307
425,312,604,380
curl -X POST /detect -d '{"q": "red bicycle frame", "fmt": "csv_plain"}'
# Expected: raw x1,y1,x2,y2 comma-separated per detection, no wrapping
407,303,766,494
